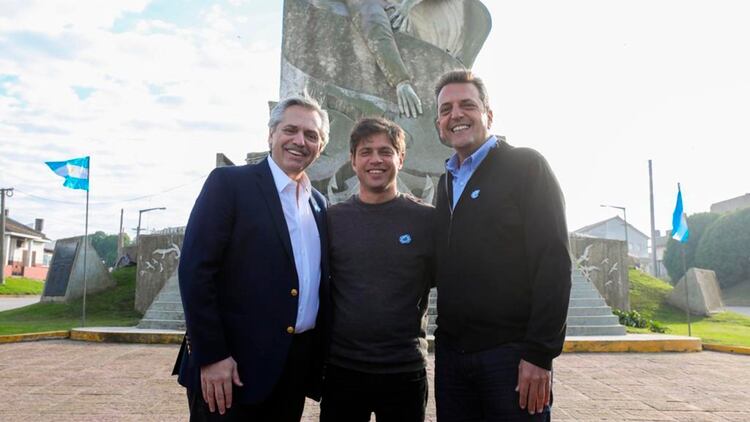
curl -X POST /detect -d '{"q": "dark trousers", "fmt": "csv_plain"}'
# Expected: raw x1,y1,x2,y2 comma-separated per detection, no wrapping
320,364,428,422
435,342,551,422
187,331,315,422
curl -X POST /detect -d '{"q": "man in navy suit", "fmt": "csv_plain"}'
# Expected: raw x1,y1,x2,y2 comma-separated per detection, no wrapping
175,96,330,421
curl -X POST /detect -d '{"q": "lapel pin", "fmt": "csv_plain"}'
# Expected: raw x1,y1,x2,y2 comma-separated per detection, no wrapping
399,234,412,244
312,201,321,213
471,189,481,199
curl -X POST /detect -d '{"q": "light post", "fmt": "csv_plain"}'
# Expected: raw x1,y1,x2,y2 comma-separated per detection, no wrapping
136,207,166,243
601,204,629,256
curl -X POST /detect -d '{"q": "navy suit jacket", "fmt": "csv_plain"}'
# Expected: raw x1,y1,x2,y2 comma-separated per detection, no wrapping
175,159,329,404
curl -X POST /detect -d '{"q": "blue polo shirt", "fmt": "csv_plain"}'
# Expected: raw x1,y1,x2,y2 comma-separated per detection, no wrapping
445,136,497,208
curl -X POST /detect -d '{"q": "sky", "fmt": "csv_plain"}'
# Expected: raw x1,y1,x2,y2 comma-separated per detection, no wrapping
1,0,749,243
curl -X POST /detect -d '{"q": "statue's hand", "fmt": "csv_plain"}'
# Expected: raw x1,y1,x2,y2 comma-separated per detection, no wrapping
397,81,423,118
385,1,417,32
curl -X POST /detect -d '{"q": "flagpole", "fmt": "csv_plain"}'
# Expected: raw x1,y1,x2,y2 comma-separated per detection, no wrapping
82,160,90,327
681,242,691,336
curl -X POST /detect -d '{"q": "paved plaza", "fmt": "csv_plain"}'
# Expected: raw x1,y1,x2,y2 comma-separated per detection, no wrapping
1,340,748,421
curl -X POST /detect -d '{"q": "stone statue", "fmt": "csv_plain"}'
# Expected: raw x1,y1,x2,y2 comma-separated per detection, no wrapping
280,0,491,202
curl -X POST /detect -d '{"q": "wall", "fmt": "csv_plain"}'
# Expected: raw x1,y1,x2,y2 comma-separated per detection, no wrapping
570,235,630,311
135,234,183,313
23,265,48,280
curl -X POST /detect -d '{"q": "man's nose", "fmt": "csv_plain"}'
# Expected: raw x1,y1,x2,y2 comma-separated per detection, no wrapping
291,132,305,145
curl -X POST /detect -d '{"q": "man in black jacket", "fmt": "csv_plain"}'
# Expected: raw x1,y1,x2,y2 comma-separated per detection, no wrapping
432,70,571,421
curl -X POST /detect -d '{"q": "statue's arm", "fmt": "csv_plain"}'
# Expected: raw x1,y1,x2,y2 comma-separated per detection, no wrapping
344,0,412,88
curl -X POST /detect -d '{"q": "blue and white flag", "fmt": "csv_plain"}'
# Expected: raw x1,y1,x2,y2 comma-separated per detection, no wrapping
45,156,90,191
671,184,689,243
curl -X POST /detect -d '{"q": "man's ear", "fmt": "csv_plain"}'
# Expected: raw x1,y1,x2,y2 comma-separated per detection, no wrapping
398,151,405,170
486,109,494,130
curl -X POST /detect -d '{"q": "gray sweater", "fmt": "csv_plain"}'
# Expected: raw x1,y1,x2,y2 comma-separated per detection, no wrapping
327,194,434,373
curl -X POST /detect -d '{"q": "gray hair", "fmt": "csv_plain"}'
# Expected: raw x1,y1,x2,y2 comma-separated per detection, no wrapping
268,96,330,148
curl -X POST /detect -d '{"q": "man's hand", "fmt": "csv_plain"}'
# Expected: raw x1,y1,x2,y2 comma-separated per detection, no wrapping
396,81,423,118
516,359,551,415
201,356,244,415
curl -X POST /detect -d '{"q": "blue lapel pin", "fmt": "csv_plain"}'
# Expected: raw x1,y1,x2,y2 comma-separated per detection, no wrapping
311,200,321,213
399,234,412,245
471,189,480,199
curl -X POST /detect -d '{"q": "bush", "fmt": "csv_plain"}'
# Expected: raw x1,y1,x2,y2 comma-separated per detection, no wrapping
695,208,750,289
663,212,720,283
613,309,668,333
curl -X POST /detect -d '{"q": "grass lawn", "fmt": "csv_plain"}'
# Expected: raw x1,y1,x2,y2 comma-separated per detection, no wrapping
0,277,45,295
722,280,750,306
628,269,750,347
0,267,142,335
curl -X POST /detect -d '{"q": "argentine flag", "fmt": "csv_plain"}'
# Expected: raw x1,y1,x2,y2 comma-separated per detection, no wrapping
45,156,90,191
671,184,689,243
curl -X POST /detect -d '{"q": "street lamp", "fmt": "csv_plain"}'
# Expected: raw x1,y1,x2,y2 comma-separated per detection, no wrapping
136,207,166,243
601,204,629,256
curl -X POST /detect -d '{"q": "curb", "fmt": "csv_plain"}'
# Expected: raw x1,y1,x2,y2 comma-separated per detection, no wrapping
0,331,70,344
563,337,701,353
702,343,750,355
70,328,184,344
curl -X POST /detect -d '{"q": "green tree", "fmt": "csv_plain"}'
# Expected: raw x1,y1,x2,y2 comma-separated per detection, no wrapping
90,231,131,268
695,208,750,289
663,212,720,284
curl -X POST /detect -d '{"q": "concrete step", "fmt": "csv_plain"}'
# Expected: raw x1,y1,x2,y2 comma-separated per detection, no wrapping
567,306,614,317
569,297,607,307
567,315,620,326
566,325,626,336
148,301,184,312
569,289,602,299
156,293,182,302
143,310,184,321
138,319,186,331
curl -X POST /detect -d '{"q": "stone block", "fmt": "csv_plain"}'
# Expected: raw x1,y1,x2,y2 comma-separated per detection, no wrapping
134,234,183,313
667,268,724,316
41,236,114,303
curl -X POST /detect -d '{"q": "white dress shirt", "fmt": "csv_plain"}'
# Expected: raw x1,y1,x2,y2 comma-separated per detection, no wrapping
268,157,322,333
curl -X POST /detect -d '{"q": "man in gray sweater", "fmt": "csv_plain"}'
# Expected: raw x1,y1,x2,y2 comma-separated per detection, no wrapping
321,117,434,422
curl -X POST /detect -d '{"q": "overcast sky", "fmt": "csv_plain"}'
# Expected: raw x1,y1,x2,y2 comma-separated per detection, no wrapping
1,0,748,242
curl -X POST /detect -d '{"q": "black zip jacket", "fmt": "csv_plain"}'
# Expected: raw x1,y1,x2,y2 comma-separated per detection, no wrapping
434,139,571,370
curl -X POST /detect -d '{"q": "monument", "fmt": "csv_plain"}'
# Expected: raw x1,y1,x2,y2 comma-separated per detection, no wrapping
280,0,491,202
41,236,113,303
668,268,724,316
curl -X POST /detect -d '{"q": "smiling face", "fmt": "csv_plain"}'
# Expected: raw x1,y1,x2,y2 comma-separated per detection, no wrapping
436,82,493,161
351,132,404,201
268,105,324,180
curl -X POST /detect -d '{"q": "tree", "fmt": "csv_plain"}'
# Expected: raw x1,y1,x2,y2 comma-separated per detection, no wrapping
695,208,750,289
89,231,131,268
663,212,720,284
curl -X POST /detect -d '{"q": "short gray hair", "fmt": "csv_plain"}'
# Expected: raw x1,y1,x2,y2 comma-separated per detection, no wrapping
268,96,330,148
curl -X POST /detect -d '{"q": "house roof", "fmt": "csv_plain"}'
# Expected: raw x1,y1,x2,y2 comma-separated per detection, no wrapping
4,217,49,240
574,216,650,240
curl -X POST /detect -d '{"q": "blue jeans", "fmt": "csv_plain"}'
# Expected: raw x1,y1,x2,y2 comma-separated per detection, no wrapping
435,342,551,422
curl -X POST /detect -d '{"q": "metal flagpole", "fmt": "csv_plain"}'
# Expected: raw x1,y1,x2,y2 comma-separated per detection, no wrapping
681,236,691,336
82,161,90,327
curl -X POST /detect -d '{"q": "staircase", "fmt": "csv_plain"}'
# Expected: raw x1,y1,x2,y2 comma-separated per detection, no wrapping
137,271,186,331
426,269,626,337
566,269,626,336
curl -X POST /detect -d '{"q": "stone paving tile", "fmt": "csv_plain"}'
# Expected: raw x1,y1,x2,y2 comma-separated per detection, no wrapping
1,341,749,421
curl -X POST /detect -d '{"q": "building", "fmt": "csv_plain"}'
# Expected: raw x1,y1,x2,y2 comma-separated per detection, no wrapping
710,193,750,214
2,215,52,281
573,216,650,259
644,229,670,278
